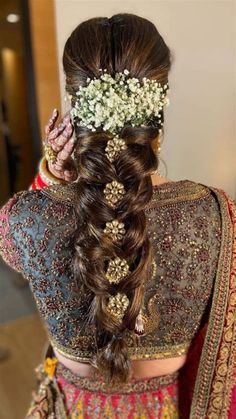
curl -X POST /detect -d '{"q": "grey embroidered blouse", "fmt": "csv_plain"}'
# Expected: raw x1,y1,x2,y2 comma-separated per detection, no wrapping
0,179,222,362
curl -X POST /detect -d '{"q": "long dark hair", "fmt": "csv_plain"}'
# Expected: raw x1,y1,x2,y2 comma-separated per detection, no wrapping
63,13,172,385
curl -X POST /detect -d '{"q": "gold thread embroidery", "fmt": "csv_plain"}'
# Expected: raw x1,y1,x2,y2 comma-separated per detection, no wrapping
29,180,220,387
147,187,210,209
41,183,80,205
137,293,160,336
190,188,234,418
134,260,157,335
55,361,179,394
41,180,208,209
49,335,190,363
207,192,236,418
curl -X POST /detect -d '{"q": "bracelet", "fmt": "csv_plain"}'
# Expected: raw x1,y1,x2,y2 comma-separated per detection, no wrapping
39,157,65,186
43,142,57,164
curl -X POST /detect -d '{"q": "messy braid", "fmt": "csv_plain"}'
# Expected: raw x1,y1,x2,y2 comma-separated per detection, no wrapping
63,13,172,385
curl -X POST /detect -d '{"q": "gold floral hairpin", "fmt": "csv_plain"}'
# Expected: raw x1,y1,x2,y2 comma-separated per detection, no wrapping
105,257,130,284
107,292,129,321
103,180,125,208
103,219,126,243
105,136,127,162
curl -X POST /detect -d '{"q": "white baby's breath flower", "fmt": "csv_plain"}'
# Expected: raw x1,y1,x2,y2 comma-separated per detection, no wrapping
70,69,170,134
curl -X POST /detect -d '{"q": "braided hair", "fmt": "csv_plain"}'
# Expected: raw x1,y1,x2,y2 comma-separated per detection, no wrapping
63,13,172,385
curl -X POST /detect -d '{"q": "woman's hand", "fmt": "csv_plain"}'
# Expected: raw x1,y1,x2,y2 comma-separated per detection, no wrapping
44,109,78,182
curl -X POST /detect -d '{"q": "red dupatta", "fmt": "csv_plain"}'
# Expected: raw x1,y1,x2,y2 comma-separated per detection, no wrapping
179,187,236,418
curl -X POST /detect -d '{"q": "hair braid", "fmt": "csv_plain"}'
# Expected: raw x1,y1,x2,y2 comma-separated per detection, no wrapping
62,13,172,384
74,126,158,384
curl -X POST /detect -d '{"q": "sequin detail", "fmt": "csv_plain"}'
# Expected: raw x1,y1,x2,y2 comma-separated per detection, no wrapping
55,358,179,418
0,180,222,362
26,355,179,418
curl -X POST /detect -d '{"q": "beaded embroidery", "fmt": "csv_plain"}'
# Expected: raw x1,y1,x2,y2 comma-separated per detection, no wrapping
0,180,222,363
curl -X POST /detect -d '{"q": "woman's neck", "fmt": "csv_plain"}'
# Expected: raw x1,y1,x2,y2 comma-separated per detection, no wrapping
150,173,172,186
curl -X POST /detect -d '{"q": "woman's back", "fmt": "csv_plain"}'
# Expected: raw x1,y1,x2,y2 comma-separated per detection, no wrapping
1,177,221,378
1,11,234,417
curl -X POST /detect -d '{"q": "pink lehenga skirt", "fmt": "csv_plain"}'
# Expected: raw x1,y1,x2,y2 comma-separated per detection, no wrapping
25,344,179,418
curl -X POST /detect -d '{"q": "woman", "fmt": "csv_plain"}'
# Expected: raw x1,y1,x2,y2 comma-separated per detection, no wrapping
0,13,235,419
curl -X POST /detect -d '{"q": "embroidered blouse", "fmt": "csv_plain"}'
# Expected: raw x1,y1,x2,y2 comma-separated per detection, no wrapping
0,179,222,362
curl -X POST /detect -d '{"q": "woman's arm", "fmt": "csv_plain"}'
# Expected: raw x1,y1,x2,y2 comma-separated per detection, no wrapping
30,157,65,190
0,110,76,269
30,109,77,190
0,193,25,272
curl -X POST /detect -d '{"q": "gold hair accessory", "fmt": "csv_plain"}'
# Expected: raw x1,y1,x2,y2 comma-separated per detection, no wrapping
152,136,161,154
151,136,164,176
103,181,125,207
107,292,129,320
134,259,157,335
134,307,145,335
104,219,126,242
43,142,57,164
105,257,130,284
105,136,127,162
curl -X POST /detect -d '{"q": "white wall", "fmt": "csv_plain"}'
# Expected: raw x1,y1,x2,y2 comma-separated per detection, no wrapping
54,0,236,198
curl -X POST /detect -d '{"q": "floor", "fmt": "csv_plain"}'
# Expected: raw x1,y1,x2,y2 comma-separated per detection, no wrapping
0,261,48,419
0,260,37,323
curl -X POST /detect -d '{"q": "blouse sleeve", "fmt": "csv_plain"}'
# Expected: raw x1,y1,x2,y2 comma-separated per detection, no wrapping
0,190,49,276
0,189,77,282
0,193,25,272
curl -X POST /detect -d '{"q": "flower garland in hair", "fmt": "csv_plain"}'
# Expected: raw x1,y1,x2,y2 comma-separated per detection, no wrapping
70,69,170,326
70,69,170,135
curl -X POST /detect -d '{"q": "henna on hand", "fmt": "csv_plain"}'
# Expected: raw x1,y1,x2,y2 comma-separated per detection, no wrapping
44,109,78,182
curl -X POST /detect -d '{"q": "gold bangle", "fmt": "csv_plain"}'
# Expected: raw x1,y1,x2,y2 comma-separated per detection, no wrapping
39,157,64,186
